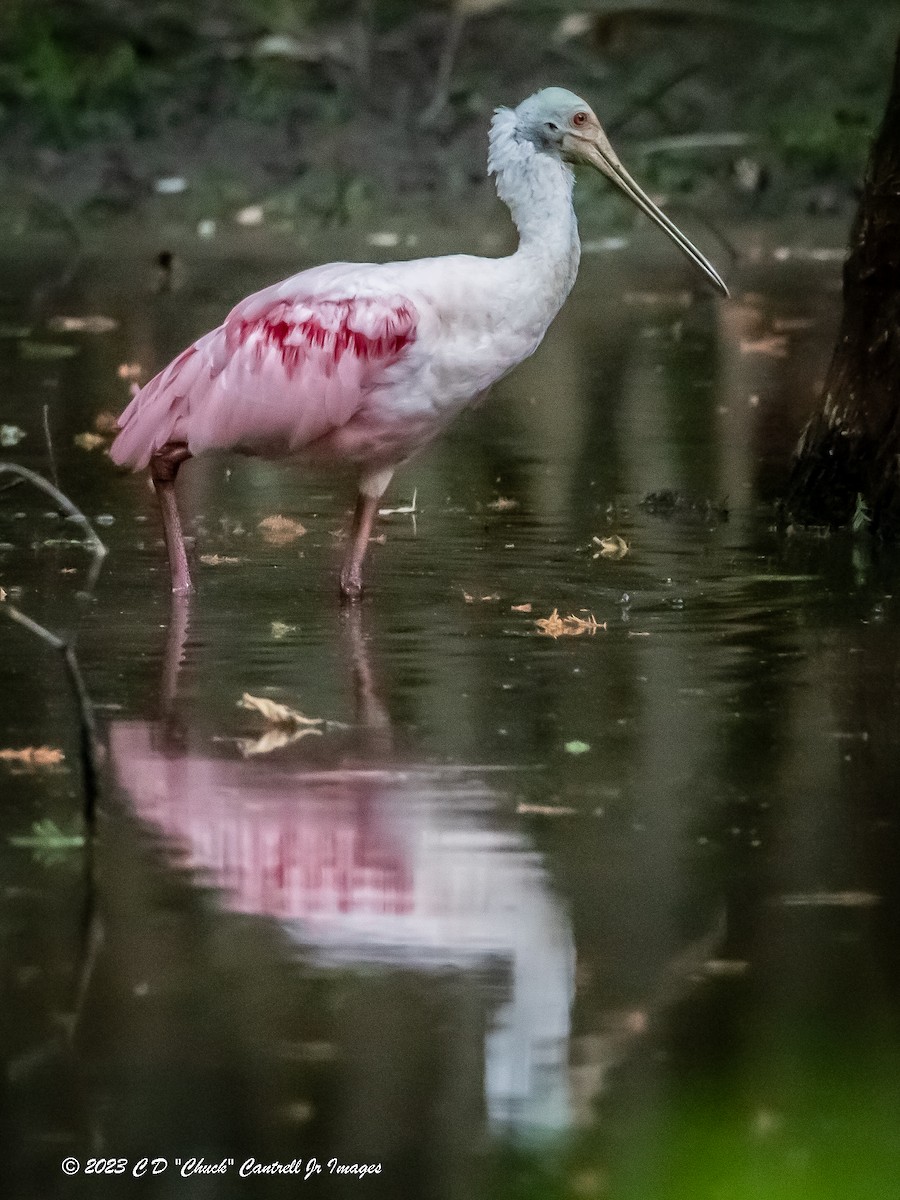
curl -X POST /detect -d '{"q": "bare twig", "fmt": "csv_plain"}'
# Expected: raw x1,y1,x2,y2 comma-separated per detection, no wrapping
0,462,107,557
3,603,103,823
42,403,60,492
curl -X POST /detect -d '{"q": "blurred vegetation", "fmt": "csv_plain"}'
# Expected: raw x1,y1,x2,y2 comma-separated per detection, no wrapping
0,1,897,225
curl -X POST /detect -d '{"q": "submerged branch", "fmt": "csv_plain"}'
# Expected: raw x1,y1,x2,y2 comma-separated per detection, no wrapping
0,462,108,557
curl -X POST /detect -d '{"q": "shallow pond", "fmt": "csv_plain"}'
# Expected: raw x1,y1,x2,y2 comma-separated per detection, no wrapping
2,234,899,1199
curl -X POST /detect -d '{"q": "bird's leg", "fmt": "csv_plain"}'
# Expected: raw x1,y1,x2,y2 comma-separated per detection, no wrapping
150,442,193,594
340,468,394,601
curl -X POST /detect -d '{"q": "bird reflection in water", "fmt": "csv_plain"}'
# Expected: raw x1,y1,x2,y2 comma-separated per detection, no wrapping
108,598,577,1136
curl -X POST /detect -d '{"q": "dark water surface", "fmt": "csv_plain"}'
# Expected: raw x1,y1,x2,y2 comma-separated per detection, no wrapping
2,240,900,1199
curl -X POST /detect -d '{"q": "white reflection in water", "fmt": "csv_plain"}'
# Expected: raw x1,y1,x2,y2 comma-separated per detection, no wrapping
109,723,575,1136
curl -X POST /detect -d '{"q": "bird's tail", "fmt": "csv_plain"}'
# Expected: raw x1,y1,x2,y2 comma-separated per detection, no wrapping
110,345,201,471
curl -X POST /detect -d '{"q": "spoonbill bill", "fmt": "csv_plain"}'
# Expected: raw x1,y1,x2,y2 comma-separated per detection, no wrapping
111,88,728,597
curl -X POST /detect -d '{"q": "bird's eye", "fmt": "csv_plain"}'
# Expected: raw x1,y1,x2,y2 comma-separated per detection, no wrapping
572,111,588,127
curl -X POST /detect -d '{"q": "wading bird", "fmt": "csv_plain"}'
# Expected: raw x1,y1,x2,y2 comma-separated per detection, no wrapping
111,88,727,598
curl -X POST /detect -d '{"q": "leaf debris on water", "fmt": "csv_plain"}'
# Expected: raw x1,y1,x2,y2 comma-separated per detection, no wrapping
593,534,629,559
0,746,65,768
238,728,320,757
564,740,591,755
117,362,143,380
488,496,519,511
511,602,532,612
775,891,879,908
0,425,26,447
48,315,118,334
20,342,78,360
200,554,244,566
461,589,500,603
74,432,106,451
739,335,789,358
516,802,577,816
9,819,85,850
271,621,297,639
379,489,417,516
94,411,120,434
258,514,307,545
535,608,606,637
239,693,324,727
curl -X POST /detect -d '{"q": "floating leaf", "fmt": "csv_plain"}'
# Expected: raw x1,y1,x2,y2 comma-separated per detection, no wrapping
200,554,244,566
564,740,591,755
74,432,106,451
0,425,26,447
488,496,519,511
258,515,307,545
116,363,142,380
516,802,577,815
271,621,297,639
511,602,532,612
20,341,78,360
47,315,118,334
739,335,788,358
235,205,264,227
239,693,323,727
535,608,606,637
237,727,322,757
94,411,120,434
593,534,629,559
9,819,84,850
0,746,65,768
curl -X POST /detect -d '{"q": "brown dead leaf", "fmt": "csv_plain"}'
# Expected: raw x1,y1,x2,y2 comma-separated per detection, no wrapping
0,587,6,602
488,496,519,511
93,410,120,434
117,362,142,380
535,608,606,638
48,315,118,334
258,514,307,545
200,554,243,566
74,432,106,451
592,534,629,559
461,589,499,603
511,602,532,613
237,727,322,757
739,335,789,358
0,746,65,768
239,692,324,727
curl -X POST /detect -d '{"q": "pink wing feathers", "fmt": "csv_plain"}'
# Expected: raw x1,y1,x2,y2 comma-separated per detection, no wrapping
110,276,419,470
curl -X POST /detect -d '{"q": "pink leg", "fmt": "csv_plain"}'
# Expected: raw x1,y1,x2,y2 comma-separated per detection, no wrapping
150,443,193,594
340,492,381,600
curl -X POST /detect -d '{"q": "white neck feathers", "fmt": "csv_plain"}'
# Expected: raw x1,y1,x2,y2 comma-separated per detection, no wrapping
488,107,578,254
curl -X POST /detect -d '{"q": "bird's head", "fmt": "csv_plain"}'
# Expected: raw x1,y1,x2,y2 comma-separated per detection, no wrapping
514,88,729,297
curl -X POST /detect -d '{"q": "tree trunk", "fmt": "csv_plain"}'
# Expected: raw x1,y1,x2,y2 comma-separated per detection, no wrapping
786,36,900,536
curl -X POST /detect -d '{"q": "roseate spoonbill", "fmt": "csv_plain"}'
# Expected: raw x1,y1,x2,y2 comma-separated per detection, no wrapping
111,87,728,598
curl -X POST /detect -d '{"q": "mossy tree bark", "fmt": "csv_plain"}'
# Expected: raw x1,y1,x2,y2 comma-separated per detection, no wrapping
786,36,900,535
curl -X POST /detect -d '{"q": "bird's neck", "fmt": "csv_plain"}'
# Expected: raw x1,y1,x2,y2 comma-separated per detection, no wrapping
488,107,580,284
